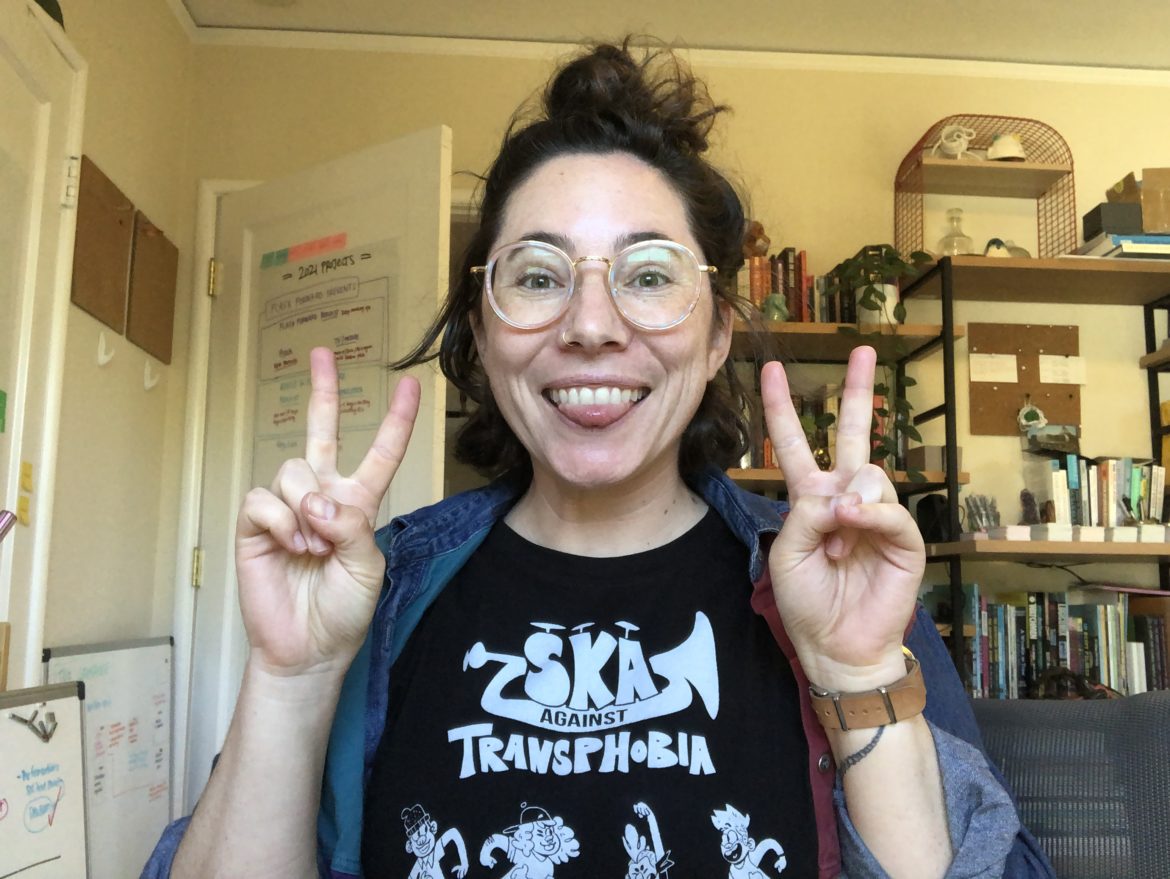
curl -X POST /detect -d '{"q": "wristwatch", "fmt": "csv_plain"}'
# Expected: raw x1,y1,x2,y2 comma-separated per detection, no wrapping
808,649,926,732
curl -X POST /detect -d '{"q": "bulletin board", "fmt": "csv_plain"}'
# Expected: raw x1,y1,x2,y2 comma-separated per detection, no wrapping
43,637,172,879
71,156,133,333
968,322,1080,436
0,681,89,879
126,211,179,364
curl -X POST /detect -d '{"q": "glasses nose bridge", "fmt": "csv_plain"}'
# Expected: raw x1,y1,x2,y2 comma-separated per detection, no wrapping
569,253,615,295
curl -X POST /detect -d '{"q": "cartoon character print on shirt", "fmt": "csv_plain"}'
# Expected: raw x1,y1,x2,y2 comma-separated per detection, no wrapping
453,616,719,778
400,803,469,879
623,801,674,879
710,804,787,877
479,802,580,879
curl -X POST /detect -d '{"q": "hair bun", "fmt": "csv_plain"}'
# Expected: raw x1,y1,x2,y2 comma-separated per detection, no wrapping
542,39,723,155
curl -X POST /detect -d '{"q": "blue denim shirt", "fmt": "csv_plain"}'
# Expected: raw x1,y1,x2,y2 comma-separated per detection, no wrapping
142,467,1055,878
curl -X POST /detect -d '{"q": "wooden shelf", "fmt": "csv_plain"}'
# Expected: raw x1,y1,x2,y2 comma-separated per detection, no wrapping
927,538,1170,563
1139,345,1170,370
729,468,969,495
910,156,1072,199
903,256,1170,306
731,321,964,362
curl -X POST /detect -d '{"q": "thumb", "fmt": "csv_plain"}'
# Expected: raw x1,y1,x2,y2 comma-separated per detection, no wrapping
302,492,384,588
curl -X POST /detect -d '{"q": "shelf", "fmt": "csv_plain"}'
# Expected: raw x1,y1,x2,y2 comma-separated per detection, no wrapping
1139,345,1170,371
906,156,1072,199
902,256,1170,306
927,539,1170,563
729,468,969,495
731,321,965,363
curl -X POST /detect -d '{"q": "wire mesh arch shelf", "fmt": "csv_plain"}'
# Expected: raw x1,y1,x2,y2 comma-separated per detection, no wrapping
894,114,1076,259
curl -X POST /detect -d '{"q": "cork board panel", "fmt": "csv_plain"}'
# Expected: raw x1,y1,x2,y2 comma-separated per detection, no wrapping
126,211,179,364
968,322,1080,436
71,155,134,332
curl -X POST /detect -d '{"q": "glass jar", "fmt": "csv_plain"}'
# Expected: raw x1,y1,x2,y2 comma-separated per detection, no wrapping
937,208,974,256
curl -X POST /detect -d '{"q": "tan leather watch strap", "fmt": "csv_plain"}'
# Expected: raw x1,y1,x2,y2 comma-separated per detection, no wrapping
808,655,926,731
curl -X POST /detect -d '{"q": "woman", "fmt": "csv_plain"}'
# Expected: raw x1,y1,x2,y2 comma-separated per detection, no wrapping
146,41,1052,878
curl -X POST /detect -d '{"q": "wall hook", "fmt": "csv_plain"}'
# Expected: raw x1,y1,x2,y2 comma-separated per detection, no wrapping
97,332,115,366
144,360,160,391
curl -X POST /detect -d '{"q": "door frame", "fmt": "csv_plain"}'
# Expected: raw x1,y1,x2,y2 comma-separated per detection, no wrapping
174,178,474,812
0,0,86,687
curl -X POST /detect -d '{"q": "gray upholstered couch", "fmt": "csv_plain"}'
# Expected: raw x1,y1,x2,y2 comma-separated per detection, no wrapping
972,692,1170,879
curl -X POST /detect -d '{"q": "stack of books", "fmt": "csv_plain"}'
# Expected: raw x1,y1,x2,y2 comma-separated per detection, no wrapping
924,583,1169,698
1075,232,1170,259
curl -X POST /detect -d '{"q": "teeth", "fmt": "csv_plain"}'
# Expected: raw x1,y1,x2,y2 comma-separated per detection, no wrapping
550,386,647,406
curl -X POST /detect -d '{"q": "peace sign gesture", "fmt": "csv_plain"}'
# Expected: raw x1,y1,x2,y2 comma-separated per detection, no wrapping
761,346,926,693
234,347,420,677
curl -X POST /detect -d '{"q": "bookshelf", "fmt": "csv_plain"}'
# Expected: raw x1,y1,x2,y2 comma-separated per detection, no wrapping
730,320,966,362
731,468,970,496
898,256,1170,682
912,156,1072,200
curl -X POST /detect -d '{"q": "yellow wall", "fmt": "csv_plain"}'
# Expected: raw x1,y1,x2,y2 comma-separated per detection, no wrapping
42,0,195,647
41,13,1170,659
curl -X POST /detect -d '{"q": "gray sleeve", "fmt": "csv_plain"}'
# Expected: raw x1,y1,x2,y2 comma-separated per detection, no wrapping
139,816,191,879
835,721,1019,878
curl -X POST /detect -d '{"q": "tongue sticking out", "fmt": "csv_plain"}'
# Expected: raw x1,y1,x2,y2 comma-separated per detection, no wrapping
547,386,646,429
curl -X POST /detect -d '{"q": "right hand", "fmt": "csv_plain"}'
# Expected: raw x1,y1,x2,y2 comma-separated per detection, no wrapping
235,346,420,677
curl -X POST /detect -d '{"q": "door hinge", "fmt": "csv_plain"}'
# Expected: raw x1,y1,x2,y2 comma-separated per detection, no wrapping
61,155,80,209
191,546,204,589
206,258,220,298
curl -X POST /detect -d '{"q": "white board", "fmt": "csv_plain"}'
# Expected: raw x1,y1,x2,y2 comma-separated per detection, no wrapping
0,681,89,879
43,638,171,879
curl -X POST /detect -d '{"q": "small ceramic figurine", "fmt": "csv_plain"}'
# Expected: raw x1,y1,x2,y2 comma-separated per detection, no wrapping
742,219,770,258
984,238,1012,258
761,290,788,321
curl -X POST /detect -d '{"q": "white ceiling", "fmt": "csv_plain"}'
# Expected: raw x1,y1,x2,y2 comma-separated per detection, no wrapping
178,0,1170,71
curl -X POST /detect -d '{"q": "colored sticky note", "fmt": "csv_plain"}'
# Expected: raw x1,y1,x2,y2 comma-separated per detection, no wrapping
0,388,6,433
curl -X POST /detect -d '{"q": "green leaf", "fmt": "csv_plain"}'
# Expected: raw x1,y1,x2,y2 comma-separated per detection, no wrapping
859,298,881,311
874,383,888,397
837,325,860,336
815,412,837,428
902,375,917,387
906,467,926,482
893,301,907,323
901,424,923,442
893,397,912,413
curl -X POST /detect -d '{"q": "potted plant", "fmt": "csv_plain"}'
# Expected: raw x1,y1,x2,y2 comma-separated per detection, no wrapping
827,244,932,476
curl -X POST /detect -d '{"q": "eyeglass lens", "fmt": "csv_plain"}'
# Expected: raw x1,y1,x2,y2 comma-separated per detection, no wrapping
488,241,701,329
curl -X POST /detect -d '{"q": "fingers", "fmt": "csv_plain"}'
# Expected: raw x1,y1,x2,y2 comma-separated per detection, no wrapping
299,492,386,590
834,345,878,475
760,361,818,488
271,457,329,553
831,496,926,561
353,375,422,498
305,347,341,475
828,464,898,558
237,487,308,555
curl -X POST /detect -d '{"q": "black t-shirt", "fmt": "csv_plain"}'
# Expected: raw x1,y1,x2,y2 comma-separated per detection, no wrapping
362,508,818,878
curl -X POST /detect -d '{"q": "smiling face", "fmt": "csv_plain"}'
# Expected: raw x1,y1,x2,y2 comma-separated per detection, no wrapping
472,152,732,494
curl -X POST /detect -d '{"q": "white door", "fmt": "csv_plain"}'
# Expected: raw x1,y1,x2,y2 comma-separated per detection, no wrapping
0,0,85,689
181,128,452,812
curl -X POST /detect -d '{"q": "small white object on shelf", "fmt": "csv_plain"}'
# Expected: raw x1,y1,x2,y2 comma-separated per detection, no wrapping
1137,523,1167,543
1106,526,1140,543
1072,525,1106,542
981,525,1032,540
1031,523,1073,541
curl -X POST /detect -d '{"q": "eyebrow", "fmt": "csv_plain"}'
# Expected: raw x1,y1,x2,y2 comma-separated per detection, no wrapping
516,230,672,253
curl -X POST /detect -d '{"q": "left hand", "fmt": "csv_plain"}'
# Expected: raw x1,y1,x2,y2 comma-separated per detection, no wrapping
761,345,925,692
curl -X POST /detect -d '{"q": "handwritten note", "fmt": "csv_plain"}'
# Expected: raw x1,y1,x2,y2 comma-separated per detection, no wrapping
969,353,1019,383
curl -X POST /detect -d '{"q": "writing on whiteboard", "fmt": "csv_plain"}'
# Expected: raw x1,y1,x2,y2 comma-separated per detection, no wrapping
265,276,360,321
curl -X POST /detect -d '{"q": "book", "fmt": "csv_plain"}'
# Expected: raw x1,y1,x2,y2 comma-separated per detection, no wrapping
1076,231,1170,258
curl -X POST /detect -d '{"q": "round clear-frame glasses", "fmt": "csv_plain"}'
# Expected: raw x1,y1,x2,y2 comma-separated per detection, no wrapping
471,238,718,331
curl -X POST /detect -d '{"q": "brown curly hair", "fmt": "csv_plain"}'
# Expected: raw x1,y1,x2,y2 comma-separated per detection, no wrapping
394,38,755,478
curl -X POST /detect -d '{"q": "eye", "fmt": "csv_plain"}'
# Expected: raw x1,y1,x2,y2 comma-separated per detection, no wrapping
516,270,564,291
